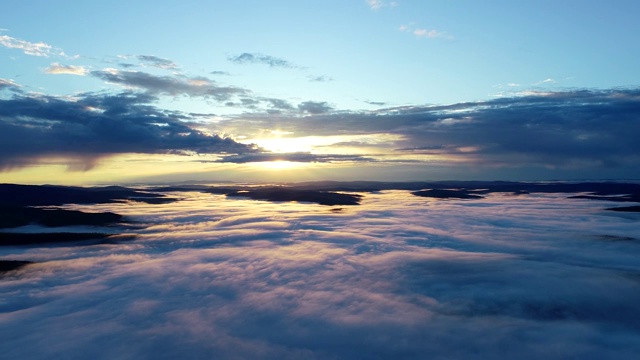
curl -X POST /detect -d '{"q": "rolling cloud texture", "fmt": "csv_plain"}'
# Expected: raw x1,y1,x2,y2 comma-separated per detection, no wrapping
2,76,639,176
1,191,639,358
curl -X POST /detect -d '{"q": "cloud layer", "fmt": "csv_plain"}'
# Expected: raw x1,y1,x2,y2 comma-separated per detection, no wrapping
1,190,639,358
0,91,257,169
220,89,640,176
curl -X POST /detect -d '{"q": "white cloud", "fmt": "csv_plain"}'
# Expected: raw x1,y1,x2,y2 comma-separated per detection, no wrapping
400,25,453,40
367,0,384,10
0,35,61,57
535,78,557,85
414,28,450,39
44,62,88,76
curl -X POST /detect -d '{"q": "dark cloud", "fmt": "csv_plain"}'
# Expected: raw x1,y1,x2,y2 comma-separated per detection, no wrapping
91,70,248,101
0,91,257,170
220,89,640,176
137,55,178,69
297,101,333,114
210,70,231,76
262,98,294,111
214,152,373,164
228,53,296,68
365,100,387,106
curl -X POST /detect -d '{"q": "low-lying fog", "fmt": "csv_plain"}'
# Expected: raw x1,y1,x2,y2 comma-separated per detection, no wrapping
1,191,639,359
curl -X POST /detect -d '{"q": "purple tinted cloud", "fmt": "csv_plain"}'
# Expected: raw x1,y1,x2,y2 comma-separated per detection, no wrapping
1,191,639,358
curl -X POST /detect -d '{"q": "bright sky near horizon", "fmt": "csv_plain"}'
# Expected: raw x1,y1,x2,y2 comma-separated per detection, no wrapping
1,0,640,184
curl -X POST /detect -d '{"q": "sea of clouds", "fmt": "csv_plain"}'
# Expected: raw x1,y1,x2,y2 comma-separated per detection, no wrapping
1,190,639,359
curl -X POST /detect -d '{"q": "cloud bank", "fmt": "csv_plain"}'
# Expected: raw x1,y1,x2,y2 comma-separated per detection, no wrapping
1,191,639,358
0,91,257,170
220,89,640,177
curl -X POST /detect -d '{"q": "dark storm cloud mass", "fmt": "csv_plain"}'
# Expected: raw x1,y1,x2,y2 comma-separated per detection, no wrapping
0,91,257,169
136,55,178,70
228,52,297,68
90,69,248,101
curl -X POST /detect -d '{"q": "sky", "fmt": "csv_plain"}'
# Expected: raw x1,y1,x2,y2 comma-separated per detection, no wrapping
1,0,640,184
2,191,640,358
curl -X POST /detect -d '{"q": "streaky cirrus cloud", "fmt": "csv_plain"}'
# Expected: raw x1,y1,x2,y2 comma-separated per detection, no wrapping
0,91,258,170
228,52,297,69
214,152,374,164
367,0,397,10
400,24,453,39
308,75,333,82
91,69,248,101
44,62,88,76
367,0,384,10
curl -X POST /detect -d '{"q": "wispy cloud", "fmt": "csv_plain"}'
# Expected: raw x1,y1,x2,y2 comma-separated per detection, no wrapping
400,25,453,40
0,35,62,57
367,0,384,10
44,63,88,76
535,78,557,85
413,28,447,39
91,69,248,101
137,55,178,70
228,53,297,69
308,75,333,82
366,0,397,10
0,78,21,92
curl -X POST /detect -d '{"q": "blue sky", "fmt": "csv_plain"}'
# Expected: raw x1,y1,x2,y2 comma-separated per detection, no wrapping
1,0,640,183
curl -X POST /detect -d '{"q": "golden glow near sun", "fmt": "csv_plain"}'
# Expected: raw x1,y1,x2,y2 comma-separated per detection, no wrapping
254,160,307,170
247,132,403,154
